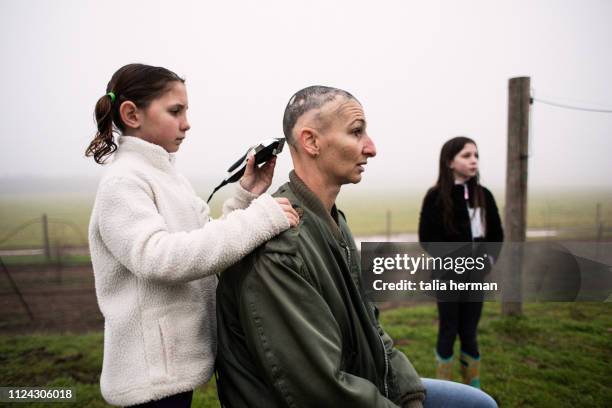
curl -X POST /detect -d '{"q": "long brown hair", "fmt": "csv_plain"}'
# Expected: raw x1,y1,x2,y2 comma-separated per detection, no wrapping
85,63,184,164
433,136,486,235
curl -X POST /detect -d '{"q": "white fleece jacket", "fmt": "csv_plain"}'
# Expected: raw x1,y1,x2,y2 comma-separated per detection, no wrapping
88,136,289,406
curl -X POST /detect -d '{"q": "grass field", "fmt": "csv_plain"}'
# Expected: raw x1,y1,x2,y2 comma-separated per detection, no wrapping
1,188,611,249
0,194,94,249
1,302,610,407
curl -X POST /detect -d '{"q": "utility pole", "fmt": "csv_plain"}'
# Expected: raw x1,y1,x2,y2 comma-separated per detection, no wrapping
502,77,530,316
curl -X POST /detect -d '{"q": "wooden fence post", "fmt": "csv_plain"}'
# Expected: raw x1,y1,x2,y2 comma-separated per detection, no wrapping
386,210,391,241
42,213,51,262
502,76,530,316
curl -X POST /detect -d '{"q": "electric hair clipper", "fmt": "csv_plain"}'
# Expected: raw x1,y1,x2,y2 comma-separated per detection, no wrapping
207,138,286,202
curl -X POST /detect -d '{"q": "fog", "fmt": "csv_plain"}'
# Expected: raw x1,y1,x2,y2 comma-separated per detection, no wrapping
1,0,611,195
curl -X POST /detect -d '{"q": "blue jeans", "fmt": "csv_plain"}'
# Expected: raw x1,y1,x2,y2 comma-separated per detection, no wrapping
422,378,498,408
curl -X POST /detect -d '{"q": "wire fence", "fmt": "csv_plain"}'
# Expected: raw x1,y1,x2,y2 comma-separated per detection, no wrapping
1,82,611,331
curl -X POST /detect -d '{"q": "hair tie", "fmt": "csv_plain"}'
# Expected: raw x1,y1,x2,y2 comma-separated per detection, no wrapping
107,92,116,103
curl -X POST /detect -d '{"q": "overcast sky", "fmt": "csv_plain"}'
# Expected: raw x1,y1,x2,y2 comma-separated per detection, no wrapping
1,0,610,194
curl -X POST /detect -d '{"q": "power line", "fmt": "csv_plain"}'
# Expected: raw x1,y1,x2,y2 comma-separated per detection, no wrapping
531,97,612,113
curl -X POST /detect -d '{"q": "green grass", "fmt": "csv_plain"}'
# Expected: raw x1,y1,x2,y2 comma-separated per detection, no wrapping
1,189,610,248
1,302,610,407
0,254,91,267
383,302,612,407
0,194,94,249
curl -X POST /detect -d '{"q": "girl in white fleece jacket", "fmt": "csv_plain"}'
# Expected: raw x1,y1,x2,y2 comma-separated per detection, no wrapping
86,64,298,408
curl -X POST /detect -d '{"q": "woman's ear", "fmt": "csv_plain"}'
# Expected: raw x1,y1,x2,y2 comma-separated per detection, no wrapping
119,101,141,129
297,127,320,157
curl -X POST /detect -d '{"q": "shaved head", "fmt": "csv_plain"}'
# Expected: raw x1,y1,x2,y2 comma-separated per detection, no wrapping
282,86,358,146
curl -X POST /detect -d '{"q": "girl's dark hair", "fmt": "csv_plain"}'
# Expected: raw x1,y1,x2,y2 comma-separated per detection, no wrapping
434,136,486,234
85,63,185,164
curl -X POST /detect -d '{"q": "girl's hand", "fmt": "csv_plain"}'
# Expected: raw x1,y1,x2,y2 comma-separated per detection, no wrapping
275,197,300,227
240,151,276,195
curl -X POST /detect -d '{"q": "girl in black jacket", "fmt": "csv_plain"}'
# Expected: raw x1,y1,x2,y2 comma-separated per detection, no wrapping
418,136,503,389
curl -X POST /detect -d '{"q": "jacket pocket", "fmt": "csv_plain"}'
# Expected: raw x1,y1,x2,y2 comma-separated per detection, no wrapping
158,304,211,374
142,318,171,383
143,303,211,382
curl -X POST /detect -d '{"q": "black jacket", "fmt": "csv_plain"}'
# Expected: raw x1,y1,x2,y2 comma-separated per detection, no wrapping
418,184,503,243
418,184,504,279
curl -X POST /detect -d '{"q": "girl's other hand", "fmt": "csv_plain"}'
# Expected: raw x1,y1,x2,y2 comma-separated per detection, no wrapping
274,197,300,227
240,151,276,195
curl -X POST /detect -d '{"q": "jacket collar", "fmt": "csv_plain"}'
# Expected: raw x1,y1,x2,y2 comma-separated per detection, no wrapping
288,170,342,240
115,136,176,171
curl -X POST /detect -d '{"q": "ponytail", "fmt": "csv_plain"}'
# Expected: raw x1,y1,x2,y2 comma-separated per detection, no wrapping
85,63,185,165
85,93,117,164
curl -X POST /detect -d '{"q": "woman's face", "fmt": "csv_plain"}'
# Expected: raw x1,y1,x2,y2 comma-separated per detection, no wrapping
316,97,377,186
449,142,478,182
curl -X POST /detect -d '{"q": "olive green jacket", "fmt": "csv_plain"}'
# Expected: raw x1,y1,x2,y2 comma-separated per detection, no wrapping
216,171,426,408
